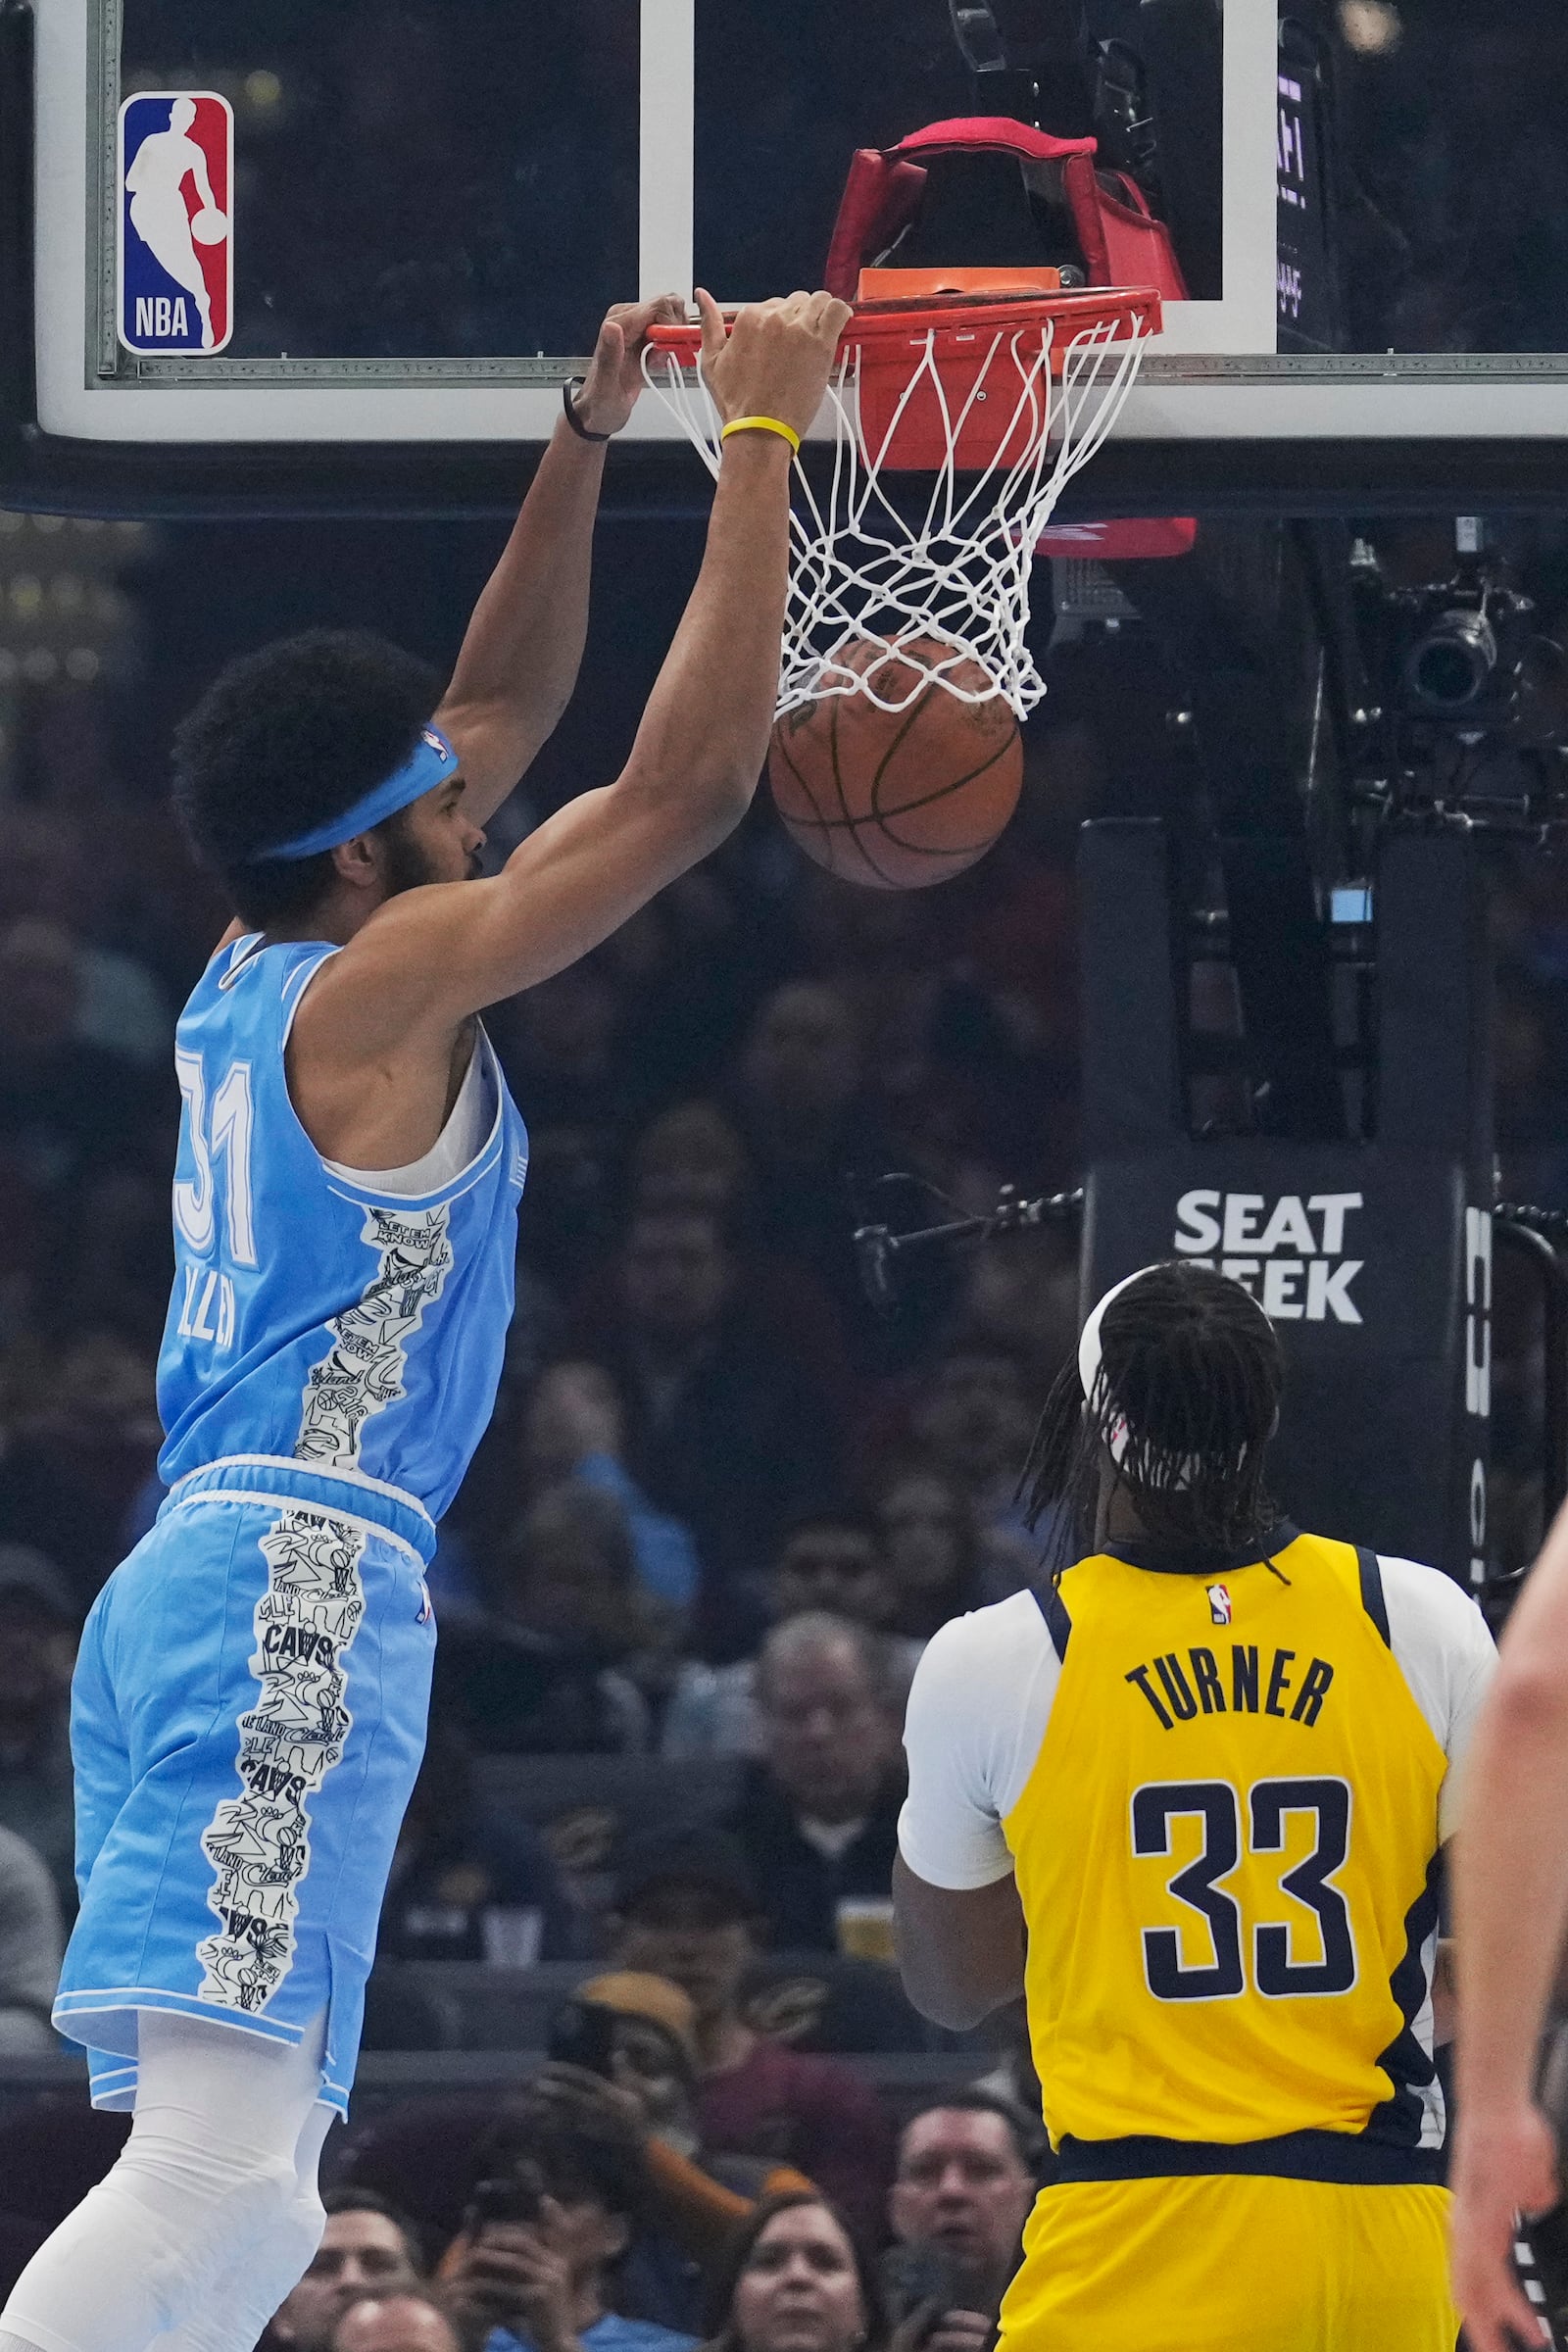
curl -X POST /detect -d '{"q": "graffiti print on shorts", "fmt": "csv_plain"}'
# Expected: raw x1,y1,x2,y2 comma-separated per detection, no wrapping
195,1508,364,2012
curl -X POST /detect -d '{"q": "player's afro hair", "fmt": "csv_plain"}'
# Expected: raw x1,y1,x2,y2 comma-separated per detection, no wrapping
172,628,443,927
1020,1261,1286,1571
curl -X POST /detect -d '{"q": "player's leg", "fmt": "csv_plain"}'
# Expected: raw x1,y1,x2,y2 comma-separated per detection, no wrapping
0,2009,327,2352
148,2099,337,2352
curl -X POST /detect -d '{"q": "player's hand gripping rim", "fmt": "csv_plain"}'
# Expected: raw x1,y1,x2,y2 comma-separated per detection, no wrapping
571,293,686,438
695,285,853,444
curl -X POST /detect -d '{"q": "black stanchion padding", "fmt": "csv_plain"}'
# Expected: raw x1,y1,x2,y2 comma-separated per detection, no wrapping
1078,822,1492,1589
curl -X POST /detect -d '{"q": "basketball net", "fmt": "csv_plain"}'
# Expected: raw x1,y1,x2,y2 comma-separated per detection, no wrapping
643,290,1158,720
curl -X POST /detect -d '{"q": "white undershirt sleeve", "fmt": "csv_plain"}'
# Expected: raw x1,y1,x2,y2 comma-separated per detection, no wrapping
1378,1554,1498,1840
898,1591,1061,1890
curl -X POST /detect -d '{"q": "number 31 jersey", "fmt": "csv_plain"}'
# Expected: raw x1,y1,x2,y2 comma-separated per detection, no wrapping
156,933,529,1522
899,1526,1496,2167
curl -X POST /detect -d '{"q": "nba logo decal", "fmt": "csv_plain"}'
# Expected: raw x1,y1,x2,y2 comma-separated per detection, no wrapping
118,93,233,355
1206,1582,1232,1626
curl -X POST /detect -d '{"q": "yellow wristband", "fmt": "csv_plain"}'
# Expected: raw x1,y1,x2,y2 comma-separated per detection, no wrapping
719,415,802,455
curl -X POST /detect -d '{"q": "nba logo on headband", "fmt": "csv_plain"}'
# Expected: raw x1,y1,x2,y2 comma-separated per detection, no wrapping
119,93,234,356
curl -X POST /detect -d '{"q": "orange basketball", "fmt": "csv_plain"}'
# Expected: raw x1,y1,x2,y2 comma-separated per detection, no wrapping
766,635,1023,890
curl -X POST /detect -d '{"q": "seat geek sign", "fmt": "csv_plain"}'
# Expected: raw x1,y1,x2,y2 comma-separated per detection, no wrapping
1171,1190,1363,1323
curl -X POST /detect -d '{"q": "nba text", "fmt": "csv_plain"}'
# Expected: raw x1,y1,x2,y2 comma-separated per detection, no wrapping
133,297,194,339
1172,1189,1363,1323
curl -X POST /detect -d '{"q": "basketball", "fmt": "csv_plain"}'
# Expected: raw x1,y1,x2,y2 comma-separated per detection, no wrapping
766,635,1023,890
190,206,227,246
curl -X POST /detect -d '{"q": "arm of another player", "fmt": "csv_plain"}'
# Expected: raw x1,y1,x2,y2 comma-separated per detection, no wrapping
1450,1502,1568,2352
431,295,683,825
892,1609,1039,2032
302,291,849,1046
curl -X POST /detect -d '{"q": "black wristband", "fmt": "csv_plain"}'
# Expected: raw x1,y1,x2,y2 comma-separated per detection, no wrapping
563,376,613,443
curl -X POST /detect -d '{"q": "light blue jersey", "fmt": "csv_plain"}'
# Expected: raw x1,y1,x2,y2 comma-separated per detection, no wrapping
158,932,528,1518
57,931,528,2112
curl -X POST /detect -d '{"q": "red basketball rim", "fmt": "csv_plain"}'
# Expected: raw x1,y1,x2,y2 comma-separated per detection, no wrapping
645,284,1161,365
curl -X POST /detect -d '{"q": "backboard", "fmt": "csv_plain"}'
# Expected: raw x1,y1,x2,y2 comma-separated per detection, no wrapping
8,0,1568,515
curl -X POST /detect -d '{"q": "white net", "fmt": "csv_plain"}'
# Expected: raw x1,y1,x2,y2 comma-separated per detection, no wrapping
642,302,1152,720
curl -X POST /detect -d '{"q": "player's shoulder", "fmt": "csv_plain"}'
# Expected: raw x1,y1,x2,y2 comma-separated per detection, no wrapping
1375,1550,1494,1660
907,1590,1058,1718
916,1588,1054,1674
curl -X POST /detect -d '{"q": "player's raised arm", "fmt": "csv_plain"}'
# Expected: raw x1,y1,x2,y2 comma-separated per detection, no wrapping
431,294,685,823
1450,1499,1568,2352
303,289,849,1051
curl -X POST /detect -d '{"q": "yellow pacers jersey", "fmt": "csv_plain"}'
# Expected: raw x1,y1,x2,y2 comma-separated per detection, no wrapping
1005,1526,1447,2165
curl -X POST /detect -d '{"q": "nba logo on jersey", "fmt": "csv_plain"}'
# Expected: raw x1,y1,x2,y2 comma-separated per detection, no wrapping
118,93,233,356
1206,1582,1232,1625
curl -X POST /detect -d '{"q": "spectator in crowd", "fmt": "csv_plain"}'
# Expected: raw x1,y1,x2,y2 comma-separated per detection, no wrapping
0,918,161,1195
608,1831,895,2249
270,2191,426,2352
727,982,891,1344
620,1105,856,1422
432,1484,651,1753
0,1546,78,1915
722,1617,904,1954
628,1102,752,1225
522,1362,700,1616
0,807,173,1072
376,1719,576,1966
885,2096,1042,2349
568,1204,841,1652
335,1975,816,2336
0,1822,63,2054
47,1166,172,1360
870,1473,983,1646
0,1328,165,1606
662,1514,910,1761
332,2293,463,2352
496,955,650,1294
530,1974,815,2331
699,2195,885,2352
608,869,791,1108
903,1335,1039,1565
439,2111,699,2352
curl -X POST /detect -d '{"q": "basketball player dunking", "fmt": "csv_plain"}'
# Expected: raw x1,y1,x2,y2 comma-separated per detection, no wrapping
894,1263,1496,2351
0,285,849,2352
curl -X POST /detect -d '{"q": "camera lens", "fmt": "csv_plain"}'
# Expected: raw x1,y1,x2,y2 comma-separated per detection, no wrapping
1404,610,1496,711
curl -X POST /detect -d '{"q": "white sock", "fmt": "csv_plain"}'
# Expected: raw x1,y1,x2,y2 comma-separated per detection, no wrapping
0,2012,328,2352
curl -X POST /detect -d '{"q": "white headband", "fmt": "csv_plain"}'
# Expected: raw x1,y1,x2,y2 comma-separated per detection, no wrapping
1077,1264,1166,1467
1076,1263,1276,1480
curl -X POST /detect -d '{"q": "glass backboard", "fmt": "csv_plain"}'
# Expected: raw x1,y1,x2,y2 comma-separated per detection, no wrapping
9,0,1568,513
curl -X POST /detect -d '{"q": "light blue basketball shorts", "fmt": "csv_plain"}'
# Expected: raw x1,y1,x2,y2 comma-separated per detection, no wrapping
55,1458,436,2115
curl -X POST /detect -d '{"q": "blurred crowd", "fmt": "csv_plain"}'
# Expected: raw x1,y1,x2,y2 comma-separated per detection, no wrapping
5,498,1568,2338
0,533,1086,2331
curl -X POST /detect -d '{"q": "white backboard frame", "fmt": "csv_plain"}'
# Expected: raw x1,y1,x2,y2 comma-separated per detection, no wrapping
28,0,1568,451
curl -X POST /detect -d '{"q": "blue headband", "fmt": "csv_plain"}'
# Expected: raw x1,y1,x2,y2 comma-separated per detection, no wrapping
258,724,459,862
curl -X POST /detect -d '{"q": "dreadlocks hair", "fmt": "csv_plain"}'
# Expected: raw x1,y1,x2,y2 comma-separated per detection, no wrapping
1018,1262,1285,1572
